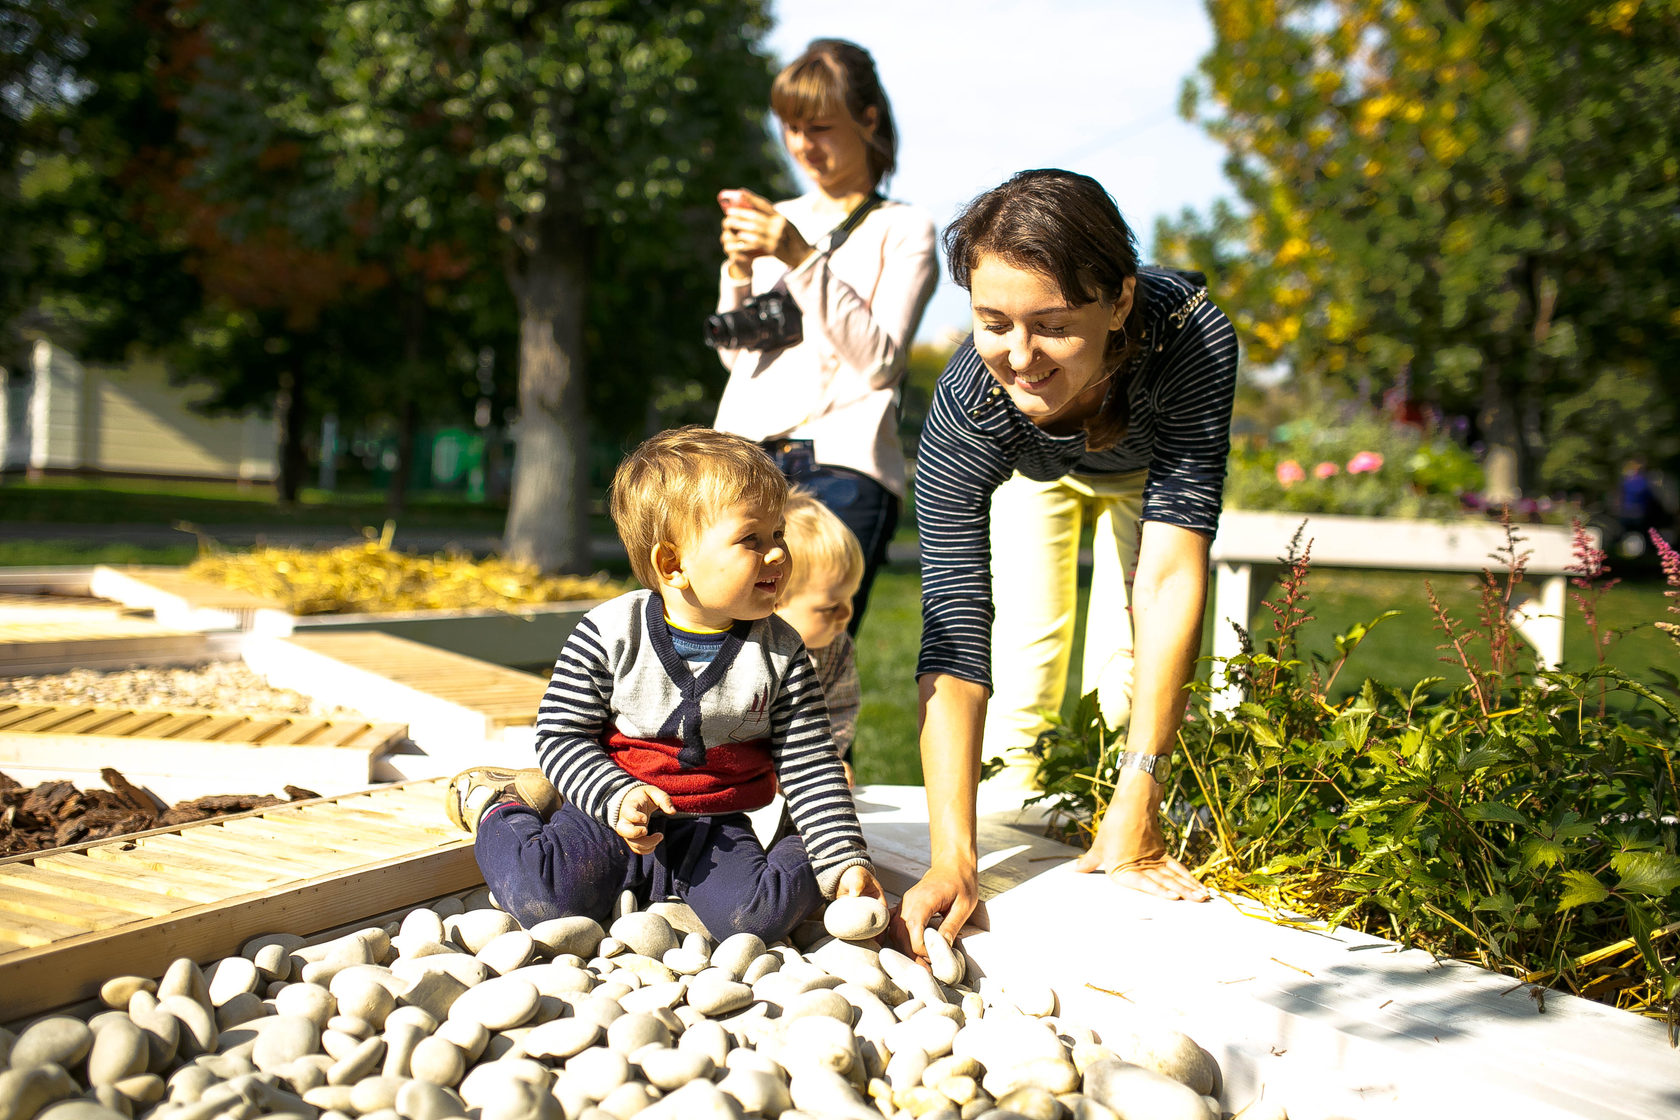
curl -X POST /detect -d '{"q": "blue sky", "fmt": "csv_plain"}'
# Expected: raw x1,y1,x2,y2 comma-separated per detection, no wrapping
764,1,1235,342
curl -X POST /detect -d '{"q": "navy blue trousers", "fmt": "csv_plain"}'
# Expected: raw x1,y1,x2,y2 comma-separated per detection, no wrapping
762,443,900,636
474,800,821,943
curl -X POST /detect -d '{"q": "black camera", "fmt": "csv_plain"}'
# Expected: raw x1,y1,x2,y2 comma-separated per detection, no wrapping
703,291,803,352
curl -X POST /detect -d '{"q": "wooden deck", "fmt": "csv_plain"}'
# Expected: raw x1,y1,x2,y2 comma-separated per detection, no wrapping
0,597,213,673
0,702,406,796
0,778,475,1020
88,565,293,636
244,631,547,766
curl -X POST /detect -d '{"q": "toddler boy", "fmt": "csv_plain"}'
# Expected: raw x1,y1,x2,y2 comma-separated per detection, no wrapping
776,487,865,780
446,427,880,941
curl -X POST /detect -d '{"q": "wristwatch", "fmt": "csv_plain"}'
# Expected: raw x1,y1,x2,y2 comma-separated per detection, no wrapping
1115,750,1172,786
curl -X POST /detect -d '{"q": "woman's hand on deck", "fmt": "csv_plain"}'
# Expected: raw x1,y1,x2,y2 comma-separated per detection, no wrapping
1073,770,1209,901
890,861,978,963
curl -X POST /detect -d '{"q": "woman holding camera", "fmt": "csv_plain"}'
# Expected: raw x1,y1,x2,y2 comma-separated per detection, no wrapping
896,170,1240,958
712,38,937,633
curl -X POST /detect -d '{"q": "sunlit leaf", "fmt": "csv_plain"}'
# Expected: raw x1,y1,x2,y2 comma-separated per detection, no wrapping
1610,852,1680,899
1555,871,1610,911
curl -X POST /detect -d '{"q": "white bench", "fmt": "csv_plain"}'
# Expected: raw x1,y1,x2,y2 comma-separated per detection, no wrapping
1207,511,1592,712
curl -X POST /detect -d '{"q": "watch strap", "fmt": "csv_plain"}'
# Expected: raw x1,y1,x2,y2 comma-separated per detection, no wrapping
1115,749,1172,784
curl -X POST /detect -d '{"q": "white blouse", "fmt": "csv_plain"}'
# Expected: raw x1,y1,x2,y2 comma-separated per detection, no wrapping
712,194,938,498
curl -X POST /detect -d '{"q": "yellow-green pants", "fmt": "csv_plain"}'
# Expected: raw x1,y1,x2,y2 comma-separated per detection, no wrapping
984,470,1147,790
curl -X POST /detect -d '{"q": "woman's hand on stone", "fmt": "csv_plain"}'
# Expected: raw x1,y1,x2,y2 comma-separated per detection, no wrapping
890,860,978,964
720,189,813,270
1073,769,1209,901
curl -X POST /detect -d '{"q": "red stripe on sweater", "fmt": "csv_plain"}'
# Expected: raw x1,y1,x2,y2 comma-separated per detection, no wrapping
603,731,777,814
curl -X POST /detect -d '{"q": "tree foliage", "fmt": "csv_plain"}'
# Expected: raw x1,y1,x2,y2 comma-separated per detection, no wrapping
1,0,203,377
7,1,786,547
185,0,787,569
1161,0,1680,499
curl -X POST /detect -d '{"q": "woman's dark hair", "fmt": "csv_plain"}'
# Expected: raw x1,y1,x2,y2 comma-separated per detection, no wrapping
771,39,897,188
944,169,1145,448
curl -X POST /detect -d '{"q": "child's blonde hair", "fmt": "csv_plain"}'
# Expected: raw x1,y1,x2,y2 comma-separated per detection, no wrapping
781,486,865,599
610,427,788,589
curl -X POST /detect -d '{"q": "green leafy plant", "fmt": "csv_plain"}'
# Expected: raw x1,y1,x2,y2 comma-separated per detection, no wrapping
1029,515,1680,1022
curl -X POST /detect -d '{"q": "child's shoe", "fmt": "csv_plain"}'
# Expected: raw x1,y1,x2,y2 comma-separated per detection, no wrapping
445,766,560,834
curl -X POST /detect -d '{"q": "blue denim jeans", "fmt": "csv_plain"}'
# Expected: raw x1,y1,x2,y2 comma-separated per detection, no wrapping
761,440,900,636
474,800,821,943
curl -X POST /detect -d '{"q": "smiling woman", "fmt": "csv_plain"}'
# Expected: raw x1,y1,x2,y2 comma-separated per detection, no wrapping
897,169,1240,958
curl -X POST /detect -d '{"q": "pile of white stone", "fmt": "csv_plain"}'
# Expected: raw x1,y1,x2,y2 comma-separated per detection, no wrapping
0,891,1287,1120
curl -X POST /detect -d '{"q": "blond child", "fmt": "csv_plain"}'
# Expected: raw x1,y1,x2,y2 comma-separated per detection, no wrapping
777,487,865,780
446,428,881,941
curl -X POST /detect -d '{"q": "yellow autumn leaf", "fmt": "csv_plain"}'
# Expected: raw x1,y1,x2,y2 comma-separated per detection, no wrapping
1275,236,1311,265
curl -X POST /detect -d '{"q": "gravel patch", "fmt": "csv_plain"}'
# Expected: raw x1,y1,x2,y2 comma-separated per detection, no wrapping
0,661,369,721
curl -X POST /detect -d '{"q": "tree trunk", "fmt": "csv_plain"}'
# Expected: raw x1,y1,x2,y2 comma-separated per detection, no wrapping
388,398,418,516
503,211,590,573
387,288,426,516
1480,364,1521,506
274,370,309,506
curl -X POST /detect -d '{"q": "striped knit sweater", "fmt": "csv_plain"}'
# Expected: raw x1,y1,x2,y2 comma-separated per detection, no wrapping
915,267,1240,690
533,589,870,896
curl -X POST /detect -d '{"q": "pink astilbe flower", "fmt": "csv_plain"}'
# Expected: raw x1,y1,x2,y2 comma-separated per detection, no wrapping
1276,459,1305,487
1347,451,1384,474
1314,461,1339,479
1654,530,1680,647
1565,519,1618,673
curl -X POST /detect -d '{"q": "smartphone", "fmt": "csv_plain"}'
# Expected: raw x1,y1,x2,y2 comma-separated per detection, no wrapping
718,189,748,212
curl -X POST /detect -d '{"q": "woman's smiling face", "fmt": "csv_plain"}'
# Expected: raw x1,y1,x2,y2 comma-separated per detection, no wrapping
969,254,1131,428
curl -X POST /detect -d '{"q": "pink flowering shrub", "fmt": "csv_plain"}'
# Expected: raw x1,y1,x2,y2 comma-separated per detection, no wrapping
1347,450,1384,474
1226,411,1484,518
1655,529,1680,649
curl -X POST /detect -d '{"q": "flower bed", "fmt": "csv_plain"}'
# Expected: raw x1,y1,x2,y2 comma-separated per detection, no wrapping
1226,413,1483,520
1023,525,1680,1019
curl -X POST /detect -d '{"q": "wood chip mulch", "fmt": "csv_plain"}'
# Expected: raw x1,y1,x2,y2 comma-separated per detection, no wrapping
0,768,319,857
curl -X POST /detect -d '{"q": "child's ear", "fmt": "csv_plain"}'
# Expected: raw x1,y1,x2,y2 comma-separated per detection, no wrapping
651,541,687,589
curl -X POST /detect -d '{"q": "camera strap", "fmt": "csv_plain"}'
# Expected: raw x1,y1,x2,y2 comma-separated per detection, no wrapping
820,191,885,255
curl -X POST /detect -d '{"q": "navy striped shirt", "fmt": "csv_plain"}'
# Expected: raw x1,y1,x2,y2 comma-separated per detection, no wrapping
534,590,870,896
914,267,1239,690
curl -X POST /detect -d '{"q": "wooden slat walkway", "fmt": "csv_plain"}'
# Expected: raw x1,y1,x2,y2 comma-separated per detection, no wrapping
0,702,406,796
0,778,475,1020
244,632,547,748
0,599,211,673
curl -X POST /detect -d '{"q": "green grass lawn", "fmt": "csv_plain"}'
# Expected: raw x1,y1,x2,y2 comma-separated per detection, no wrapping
6,475,1672,788
851,562,928,786
0,540,199,567
0,476,508,531
849,561,1678,788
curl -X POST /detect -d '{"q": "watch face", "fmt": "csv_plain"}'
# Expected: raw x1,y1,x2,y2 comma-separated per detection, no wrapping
1119,750,1169,783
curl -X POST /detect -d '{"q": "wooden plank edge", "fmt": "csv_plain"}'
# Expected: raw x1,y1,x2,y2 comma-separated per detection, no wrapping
0,778,453,867
0,841,479,1024
0,568,97,595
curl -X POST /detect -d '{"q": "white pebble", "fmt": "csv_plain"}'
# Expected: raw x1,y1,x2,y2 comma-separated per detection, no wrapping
823,896,890,941
922,928,966,987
